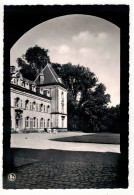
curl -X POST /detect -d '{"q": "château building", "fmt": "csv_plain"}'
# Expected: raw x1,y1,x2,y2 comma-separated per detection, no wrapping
10,64,67,132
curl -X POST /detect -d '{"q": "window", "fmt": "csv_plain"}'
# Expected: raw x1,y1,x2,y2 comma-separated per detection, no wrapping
32,102,36,111
32,85,35,91
61,116,65,128
15,97,20,107
47,119,50,128
30,102,32,110
25,117,29,128
33,117,36,128
20,99,23,108
25,100,29,110
47,105,50,113
62,104,64,113
37,118,38,128
40,104,43,112
61,91,64,113
36,103,38,112
44,119,45,128
30,118,33,128
40,118,43,128
44,105,45,112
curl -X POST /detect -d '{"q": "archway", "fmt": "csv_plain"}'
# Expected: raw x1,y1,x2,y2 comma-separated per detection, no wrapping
4,6,129,186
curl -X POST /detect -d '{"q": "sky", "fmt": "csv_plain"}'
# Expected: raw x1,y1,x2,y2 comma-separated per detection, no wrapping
11,14,120,107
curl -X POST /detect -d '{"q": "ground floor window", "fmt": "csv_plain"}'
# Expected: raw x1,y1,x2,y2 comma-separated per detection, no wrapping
30,118,33,128
37,118,38,128
61,116,65,128
40,118,43,128
25,117,29,128
47,119,50,128
44,119,45,128
33,117,36,128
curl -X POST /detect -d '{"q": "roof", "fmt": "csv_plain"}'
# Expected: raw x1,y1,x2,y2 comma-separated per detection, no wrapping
34,63,66,88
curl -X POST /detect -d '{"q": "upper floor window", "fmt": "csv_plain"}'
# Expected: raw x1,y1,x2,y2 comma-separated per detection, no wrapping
47,105,50,113
62,104,64,113
36,103,38,112
44,105,45,112
40,118,43,128
61,91,64,104
32,101,36,111
40,104,43,112
25,100,29,110
20,99,23,108
14,97,20,107
30,102,32,110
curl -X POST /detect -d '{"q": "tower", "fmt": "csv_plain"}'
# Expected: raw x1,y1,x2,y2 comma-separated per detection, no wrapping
34,63,67,131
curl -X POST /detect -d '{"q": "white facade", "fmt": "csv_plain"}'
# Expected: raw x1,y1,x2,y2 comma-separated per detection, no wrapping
10,64,67,132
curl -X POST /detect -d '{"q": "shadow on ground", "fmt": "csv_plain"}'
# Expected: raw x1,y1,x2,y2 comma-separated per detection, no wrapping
50,133,120,144
3,148,126,189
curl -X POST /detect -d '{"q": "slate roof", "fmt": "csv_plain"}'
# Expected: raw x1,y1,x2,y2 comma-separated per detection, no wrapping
34,63,66,88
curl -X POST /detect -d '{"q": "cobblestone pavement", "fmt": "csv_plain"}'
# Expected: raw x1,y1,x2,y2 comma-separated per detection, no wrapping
3,149,121,189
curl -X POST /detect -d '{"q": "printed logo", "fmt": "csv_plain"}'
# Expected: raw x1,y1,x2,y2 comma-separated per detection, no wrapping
8,173,16,181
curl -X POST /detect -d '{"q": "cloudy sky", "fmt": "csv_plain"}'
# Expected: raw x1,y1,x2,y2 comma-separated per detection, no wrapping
11,14,120,107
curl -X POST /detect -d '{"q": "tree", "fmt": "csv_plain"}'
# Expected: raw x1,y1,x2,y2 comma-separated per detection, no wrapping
104,104,120,132
52,63,98,101
17,45,50,80
16,46,111,132
52,62,111,132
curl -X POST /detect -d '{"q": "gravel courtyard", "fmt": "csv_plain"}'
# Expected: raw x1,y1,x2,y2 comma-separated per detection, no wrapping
3,132,121,189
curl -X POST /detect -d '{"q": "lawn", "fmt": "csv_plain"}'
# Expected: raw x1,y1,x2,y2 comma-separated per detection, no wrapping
50,132,120,144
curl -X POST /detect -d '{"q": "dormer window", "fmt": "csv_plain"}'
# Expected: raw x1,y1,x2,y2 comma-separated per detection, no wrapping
40,88,43,94
21,80,25,87
14,79,16,84
32,85,35,91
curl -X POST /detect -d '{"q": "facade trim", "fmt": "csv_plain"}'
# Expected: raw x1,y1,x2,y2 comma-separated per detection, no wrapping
11,83,51,100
